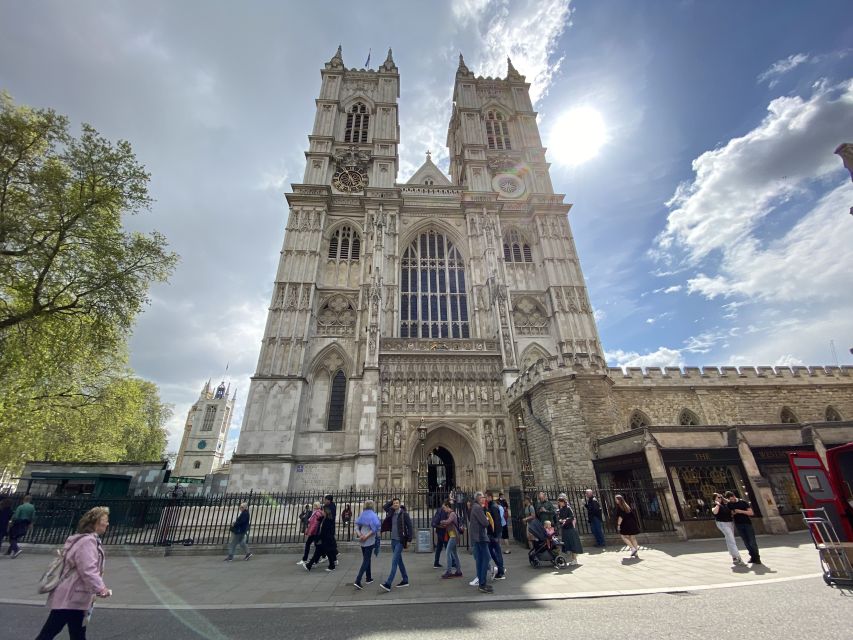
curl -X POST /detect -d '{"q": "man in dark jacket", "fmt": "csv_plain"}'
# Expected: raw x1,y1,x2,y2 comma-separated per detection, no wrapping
469,492,494,593
379,498,413,591
584,489,606,547
431,505,447,569
726,491,761,564
225,502,253,561
485,492,506,579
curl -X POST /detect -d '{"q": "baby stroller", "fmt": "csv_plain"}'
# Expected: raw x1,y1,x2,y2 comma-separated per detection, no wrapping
527,519,568,569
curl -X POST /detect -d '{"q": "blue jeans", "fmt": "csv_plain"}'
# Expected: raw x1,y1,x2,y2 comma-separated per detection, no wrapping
488,538,505,575
444,536,461,574
434,530,447,565
356,545,373,584
473,541,490,586
735,522,760,560
384,539,408,585
227,532,249,558
590,518,605,546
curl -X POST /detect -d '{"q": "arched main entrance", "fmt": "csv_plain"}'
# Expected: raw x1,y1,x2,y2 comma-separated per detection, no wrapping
427,446,455,495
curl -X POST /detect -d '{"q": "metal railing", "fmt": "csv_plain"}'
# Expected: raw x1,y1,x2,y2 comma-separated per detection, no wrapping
5,489,475,548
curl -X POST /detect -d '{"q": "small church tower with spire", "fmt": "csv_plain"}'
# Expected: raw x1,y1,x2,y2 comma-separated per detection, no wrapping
174,379,235,478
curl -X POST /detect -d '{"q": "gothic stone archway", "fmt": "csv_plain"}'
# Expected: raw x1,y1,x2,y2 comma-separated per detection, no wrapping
410,424,479,494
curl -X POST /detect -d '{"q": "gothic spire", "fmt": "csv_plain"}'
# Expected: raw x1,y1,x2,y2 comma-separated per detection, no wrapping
380,47,397,72
457,53,471,76
507,56,523,80
327,44,344,69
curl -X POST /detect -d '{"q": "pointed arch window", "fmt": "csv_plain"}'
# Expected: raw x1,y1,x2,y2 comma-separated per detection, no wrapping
201,406,216,431
629,410,650,429
326,370,347,431
678,409,701,426
825,406,842,422
780,406,798,424
400,230,469,339
193,461,201,469
485,110,511,150
503,229,532,263
344,102,369,143
328,226,361,261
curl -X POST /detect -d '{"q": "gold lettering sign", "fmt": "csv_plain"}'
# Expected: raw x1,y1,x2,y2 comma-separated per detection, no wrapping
695,453,711,461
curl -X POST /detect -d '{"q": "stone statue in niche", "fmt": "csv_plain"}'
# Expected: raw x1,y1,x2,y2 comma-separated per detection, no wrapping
443,385,452,404
431,381,439,402
484,424,494,450
419,386,427,403
382,383,389,404
493,386,502,403
468,385,475,402
496,422,506,449
393,424,402,450
480,386,489,402
407,385,415,404
395,383,402,403
380,424,389,451
456,385,464,402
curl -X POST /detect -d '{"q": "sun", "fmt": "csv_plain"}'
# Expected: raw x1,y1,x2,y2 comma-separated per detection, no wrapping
548,106,608,167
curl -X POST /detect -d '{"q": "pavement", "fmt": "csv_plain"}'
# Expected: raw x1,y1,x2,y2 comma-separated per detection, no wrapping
0,531,825,609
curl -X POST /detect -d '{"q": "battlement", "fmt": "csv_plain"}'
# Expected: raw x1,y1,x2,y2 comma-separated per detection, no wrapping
506,353,608,401
607,365,853,386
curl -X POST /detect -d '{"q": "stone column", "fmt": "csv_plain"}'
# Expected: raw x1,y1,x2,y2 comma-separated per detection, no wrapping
734,429,788,534
640,429,686,540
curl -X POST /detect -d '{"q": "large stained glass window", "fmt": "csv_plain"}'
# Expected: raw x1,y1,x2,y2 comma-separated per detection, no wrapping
400,230,469,339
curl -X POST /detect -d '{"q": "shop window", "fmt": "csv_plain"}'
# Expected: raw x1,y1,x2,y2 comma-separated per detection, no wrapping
628,410,650,429
678,409,701,426
825,406,842,422
780,406,798,424
668,464,748,520
761,463,803,515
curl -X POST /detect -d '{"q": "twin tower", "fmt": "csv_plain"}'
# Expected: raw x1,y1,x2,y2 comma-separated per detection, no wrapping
228,48,603,492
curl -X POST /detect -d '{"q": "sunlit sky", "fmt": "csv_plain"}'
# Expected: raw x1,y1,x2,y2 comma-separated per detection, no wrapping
1,1,852,456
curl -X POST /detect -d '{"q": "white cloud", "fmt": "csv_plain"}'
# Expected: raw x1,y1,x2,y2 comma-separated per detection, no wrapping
655,79,853,265
605,347,684,369
757,53,810,87
593,308,606,322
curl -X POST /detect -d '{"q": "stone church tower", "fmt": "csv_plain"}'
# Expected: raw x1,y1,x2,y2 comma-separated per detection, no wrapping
174,380,234,478
229,49,603,492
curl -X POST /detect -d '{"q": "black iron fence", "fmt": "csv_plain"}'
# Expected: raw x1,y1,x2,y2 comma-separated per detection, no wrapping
507,484,675,544
5,489,474,549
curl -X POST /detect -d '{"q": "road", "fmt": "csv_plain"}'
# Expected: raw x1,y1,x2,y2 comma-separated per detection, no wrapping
3,577,849,639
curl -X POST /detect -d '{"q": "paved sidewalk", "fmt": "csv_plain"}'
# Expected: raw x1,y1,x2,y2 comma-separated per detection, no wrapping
0,531,821,609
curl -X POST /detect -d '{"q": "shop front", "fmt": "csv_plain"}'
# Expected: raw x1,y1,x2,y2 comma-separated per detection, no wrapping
593,452,653,489
751,445,809,529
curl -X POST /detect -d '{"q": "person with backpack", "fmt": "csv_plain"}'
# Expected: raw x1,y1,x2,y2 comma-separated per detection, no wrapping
485,491,506,580
298,501,323,566
379,498,412,591
583,489,606,547
35,506,112,640
431,504,447,569
224,502,253,561
498,492,511,554
439,500,463,579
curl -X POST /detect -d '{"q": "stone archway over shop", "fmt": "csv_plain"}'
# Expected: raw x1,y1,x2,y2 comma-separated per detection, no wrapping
409,424,480,495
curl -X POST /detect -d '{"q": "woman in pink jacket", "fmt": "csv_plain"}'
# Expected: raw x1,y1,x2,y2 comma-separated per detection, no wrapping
298,501,324,566
35,506,112,640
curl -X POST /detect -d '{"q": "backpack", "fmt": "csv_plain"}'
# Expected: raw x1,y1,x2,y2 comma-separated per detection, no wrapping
431,508,444,529
38,536,86,594
485,510,496,536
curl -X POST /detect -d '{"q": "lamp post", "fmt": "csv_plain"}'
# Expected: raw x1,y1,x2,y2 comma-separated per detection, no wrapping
417,417,428,494
515,415,536,494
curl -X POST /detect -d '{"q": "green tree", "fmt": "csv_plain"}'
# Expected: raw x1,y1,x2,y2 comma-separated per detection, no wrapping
0,92,177,472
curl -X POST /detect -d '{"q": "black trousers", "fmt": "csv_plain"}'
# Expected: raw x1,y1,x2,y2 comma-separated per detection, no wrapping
35,609,87,640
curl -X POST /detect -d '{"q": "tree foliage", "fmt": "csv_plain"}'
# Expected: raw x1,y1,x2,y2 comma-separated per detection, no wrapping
0,92,177,473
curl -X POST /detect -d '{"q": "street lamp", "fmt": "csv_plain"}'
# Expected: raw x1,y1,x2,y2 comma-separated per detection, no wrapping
417,417,428,494
515,414,536,494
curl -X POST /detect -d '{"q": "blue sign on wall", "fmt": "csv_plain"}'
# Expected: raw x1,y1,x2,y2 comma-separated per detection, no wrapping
296,464,304,473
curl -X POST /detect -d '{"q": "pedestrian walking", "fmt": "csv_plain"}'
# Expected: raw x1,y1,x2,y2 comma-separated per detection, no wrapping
498,492,511,554
305,505,338,572
431,502,447,569
469,491,493,593
583,489,606,547
557,496,583,565
439,500,463,579
0,498,12,554
224,502,253,561
712,493,745,566
521,497,536,549
485,491,506,580
614,494,641,558
342,503,353,539
7,494,35,558
34,506,112,640
299,501,323,565
536,491,556,525
726,491,761,564
379,498,412,591
298,503,312,534
353,500,380,589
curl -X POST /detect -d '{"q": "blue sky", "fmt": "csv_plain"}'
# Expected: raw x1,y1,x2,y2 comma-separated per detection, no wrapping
1,0,851,455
